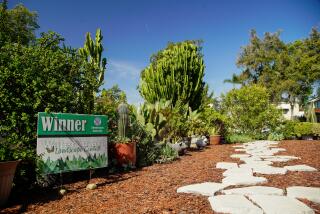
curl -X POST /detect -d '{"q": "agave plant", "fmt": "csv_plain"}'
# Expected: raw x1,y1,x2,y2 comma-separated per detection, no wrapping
187,107,203,136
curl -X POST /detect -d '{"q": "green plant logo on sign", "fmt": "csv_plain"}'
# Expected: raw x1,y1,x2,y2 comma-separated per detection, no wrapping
37,112,109,174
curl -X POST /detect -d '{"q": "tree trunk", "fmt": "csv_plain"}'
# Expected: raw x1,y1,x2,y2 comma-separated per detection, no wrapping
290,103,294,120
289,95,295,120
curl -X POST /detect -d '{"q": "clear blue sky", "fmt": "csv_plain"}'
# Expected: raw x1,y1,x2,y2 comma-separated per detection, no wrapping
9,0,320,105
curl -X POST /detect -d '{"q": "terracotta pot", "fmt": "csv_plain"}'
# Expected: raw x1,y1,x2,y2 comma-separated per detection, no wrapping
210,135,221,145
0,160,20,207
114,142,136,166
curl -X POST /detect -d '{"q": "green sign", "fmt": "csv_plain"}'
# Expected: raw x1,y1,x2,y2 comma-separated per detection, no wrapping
37,112,108,136
37,113,109,174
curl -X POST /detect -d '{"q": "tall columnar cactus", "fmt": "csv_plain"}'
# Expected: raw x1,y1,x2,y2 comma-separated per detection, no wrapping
79,29,107,113
117,102,129,139
139,41,206,110
79,28,107,86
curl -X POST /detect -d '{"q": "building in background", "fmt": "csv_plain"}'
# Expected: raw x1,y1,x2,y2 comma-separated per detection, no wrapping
277,102,304,120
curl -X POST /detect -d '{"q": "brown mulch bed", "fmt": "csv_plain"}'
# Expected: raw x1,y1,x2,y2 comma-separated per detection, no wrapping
1,140,319,214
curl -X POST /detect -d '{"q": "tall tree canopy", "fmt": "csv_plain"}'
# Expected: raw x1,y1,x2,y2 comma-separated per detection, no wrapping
222,85,281,137
139,40,207,110
226,28,320,119
0,1,107,188
0,0,39,46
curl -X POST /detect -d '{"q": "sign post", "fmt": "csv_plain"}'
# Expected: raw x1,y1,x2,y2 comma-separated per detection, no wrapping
37,112,108,174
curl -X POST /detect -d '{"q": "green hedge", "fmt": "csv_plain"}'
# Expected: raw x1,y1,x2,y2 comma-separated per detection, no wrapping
312,123,320,137
225,134,253,144
282,121,320,139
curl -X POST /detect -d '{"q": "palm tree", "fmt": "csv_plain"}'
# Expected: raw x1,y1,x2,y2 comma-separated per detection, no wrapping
306,101,317,123
224,73,244,87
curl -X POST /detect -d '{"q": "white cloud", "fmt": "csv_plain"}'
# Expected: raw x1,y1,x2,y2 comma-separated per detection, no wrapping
102,59,145,105
108,59,142,78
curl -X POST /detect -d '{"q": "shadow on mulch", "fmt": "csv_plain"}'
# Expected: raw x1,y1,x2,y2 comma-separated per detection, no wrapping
2,141,319,214
0,167,141,214
0,146,211,213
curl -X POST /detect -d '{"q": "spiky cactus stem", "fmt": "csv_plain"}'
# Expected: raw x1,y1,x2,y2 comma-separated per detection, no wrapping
79,29,107,113
138,41,206,110
117,103,129,140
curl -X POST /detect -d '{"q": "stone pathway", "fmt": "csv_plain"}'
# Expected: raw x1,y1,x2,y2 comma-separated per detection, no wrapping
177,141,319,213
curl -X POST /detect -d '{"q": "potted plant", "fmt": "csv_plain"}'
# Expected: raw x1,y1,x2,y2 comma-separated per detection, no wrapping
114,103,136,167
209,126,221,145
0,138,20,206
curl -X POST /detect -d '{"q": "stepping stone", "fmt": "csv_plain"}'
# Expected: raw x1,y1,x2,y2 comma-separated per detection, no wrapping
276,155,300,160
230,154,250,159
287,186,320,204
233,145,246,148
253,166,287,175
239,163,272,171
248,195,315,214
240,156,262,162
177,182,229,196
222,186,284,196
264,157,291,162
270,148,286,153
284,165,317,172
208,195,263,214
258,155,277,158
216,162,238,169
222,175,267,186
235,148,246,152
243,160,273,165
268,141,279,145
223,167,253,177
247,151,277,156
245,147,268,151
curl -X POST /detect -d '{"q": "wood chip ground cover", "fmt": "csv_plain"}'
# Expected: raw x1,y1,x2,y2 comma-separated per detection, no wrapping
1,140,319,214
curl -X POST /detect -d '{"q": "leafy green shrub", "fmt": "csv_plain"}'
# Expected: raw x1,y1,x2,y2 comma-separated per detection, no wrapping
267,133,284,141
156,144,178,163
0,138,18,161
225,134,253,144
281,121,320,139
199,101,228,137
221,85,282,137
130,118,161,167
123,103,167,167
312,123,320,138
165,101,189,140
281,120,298,139
136,137,160,167
294,122,314,137
0,33,101,189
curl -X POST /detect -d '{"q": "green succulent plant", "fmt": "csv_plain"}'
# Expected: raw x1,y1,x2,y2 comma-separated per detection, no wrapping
117,102,130,141
79,28,107,86
139,41,207,111
134,100,169,141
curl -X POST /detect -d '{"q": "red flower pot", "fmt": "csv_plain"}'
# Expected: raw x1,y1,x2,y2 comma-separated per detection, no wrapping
0,160,20,207
114,142,136,167
210,135,221,145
